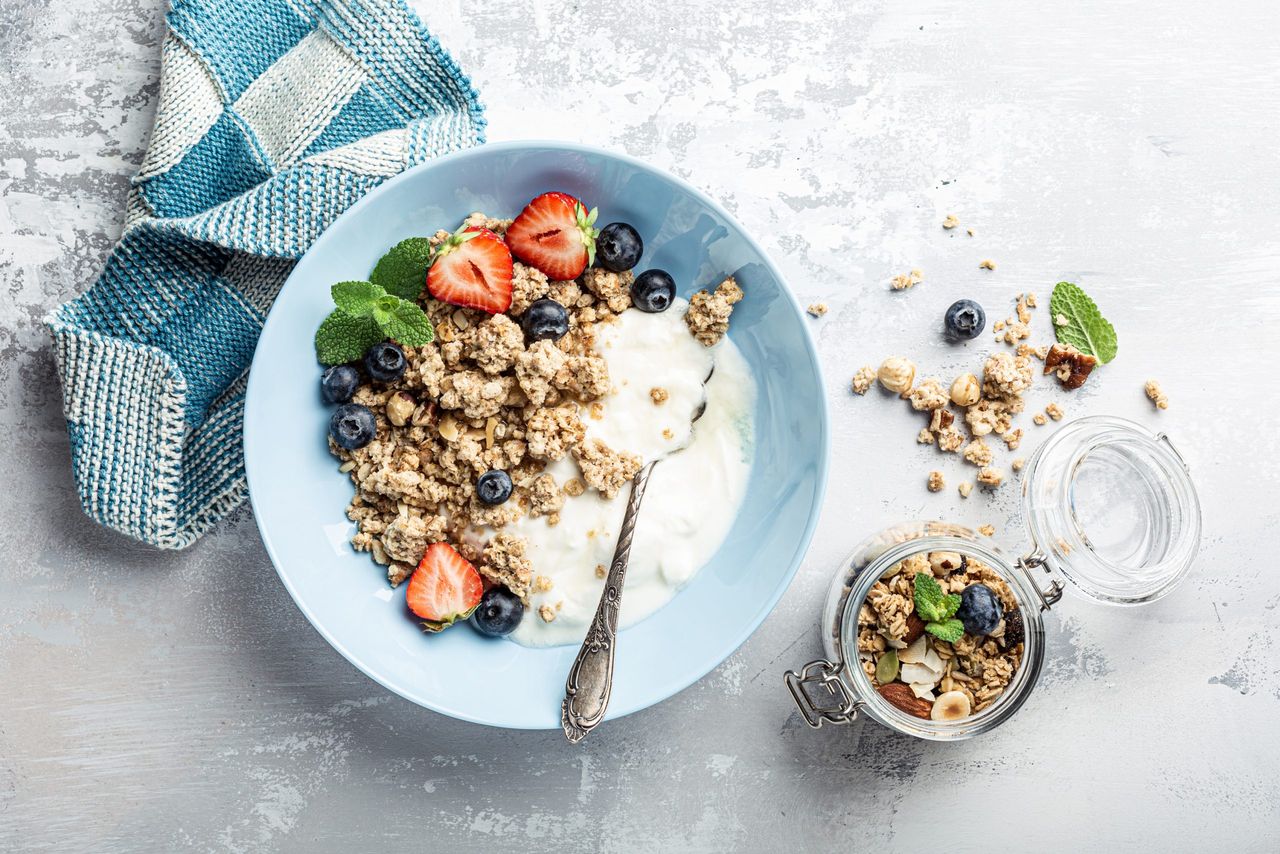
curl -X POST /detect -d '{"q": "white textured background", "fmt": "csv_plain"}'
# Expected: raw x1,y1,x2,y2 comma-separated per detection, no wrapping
2,0,1279,850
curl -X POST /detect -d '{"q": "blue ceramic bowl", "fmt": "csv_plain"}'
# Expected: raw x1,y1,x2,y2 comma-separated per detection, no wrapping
244,142,828,729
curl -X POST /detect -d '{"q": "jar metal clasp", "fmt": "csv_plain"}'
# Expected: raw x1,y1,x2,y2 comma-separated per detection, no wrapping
1015,551,1064,611
784,659,865,728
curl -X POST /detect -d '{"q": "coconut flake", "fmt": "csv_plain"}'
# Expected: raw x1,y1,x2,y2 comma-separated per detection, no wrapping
901,662,940,685
899,635,929,664
909,683,937,701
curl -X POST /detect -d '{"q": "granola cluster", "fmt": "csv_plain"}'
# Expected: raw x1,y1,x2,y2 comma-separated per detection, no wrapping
857,550,1025,718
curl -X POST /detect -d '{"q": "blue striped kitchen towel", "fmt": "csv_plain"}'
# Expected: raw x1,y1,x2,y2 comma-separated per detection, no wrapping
45,0,484,548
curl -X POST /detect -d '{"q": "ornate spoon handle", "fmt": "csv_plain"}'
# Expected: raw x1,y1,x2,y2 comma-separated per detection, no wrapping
561,461,657,743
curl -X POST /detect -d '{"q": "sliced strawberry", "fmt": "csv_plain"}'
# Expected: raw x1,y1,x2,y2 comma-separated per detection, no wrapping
405,543,484,632
505,192,600,281
426,226,513,314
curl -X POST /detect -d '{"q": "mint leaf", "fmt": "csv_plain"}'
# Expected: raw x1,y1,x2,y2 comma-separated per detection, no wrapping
941,593,961,620
925,619,965,644
913,572,946,622
315,309,382,365
381,299,434,347
371,294,400,329
331,281,383,317
1050,281,1118,364
370,238,433,300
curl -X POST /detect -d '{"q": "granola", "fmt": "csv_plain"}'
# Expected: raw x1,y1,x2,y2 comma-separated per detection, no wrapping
325,207,747,616
684,277,743,346
858,551,1024,718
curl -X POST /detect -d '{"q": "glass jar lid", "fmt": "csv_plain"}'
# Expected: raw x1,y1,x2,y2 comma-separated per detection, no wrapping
1021,416,1201,605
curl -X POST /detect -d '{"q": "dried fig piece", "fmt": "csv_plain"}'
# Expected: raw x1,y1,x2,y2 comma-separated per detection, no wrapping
1044,343,1097,389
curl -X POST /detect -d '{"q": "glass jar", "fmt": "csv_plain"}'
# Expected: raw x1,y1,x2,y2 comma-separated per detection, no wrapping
784,416,1201,740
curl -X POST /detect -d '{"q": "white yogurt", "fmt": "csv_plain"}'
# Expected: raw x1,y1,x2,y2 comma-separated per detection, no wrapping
507,299,756,647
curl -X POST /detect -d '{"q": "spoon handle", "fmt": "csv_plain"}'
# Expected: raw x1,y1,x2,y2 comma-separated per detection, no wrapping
561,461,657,743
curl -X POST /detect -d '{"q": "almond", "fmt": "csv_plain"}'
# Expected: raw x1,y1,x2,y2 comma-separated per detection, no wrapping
903,612,926,645
877,682,933,719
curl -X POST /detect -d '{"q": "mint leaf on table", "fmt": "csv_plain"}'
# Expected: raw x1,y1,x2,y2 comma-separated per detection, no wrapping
331,280,384,317
370,238,433,300
315,309,383,365
925,618,965,644
382,300,434,347
1050,281,1118,364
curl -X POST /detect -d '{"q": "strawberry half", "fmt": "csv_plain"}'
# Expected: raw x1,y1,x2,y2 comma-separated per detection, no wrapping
426,226,513,314
505,192,600,281
405,543,484,632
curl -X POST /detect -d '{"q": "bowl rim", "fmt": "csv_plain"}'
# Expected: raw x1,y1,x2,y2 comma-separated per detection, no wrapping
243,139,831,729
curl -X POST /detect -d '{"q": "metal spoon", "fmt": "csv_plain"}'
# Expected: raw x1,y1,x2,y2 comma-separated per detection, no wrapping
561,368,713,743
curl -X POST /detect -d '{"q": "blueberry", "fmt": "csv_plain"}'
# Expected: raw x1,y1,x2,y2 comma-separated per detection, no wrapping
631,269,676,313
521,298,569,342
470,586,524,637
944,299,986,340
955,583,1004,636
329,403,377,450
364,341,406,383
476,470,513,505
320,364,360,404
596,222,643,272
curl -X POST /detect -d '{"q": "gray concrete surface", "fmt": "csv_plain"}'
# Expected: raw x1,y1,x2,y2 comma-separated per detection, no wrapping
2,0,1279,850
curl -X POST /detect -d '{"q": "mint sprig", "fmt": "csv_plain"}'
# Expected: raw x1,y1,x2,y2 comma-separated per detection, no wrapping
1050,281,1118,364
315,280,433,365
913,572,964,642
370,238,433,300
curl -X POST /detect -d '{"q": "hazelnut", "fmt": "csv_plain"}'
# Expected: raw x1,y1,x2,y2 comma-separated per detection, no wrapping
950,373,981,406
877,356,916,394
385,392,416,427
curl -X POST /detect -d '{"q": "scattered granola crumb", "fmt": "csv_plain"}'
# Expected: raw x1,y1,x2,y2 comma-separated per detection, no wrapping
958,482,973,499
533,575,554,593
982,352,1034,399
662,428,674,440
890,269,924,291
851,365,877,395
908,377,949,411
942,214,959,229
685,277,743,346
927,471,945,492
1055,537,1073,555
978,524,996,537
562,477,586,497
979,259,997,270
538,604,557,623
966,228,975,237
546,512,561,527
649,386,669,405
807,302,829,317
1033,412,1048,426
595,564,607,579
1045,402,1064,421
937,426,965,453
976,466,1005,488
1145,380,1169,410
962,438,994,467
1054,313,1068,326
588,401,605,420
1002,428,1023,451
917,427,935,445
1025,292,1038,308
1011,457,1026,472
